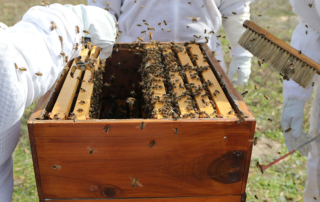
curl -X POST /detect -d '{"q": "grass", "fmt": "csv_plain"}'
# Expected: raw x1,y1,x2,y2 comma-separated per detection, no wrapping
1,0,310,201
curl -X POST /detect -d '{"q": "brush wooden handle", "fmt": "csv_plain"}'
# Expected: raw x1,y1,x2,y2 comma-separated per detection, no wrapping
243,20,320,73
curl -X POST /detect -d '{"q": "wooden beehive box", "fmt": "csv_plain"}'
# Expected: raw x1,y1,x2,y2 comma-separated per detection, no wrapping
28,42,255,202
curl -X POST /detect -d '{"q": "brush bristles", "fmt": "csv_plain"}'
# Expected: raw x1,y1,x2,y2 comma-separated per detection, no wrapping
239,29,316,88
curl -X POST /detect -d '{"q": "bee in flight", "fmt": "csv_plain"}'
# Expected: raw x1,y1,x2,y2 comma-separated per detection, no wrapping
187,17,200,23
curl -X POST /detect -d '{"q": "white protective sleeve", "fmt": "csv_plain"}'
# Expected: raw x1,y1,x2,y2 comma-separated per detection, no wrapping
0,3,117,132
283,22,320,101
284,0,320,101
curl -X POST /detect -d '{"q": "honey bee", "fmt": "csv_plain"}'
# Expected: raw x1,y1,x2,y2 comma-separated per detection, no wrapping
74,43,79,50
306,30,308,35
258,61,261,67
50,21,56,31
83,30,90,34
115,21,119,27
193,35,201,38
148,27,155,31
175,128,178,134
104,125,110,132
188,2,192,5
75,25,80,34
90,148,94,154
14,63,18,69
104,83,111,87
253,137,258,145
80,88,86,92
309,3,313,8
208,30,214,34
131,177,143,187
250,38,256,42
35,72,43,76
41,1,50,6
254,195,258,200
164,20,167,26
137,37,144,41
255,84,257,90
93,0,96,3
158,22,161,26
137,24,142,27
222,16,228,20
299,50,302,54
232,12,237,15
305,24,308,28
105,7,109,11
77,108,84,112
149,31,153,40
244,4,247,7
285,128,291,133
263,95,268,100
134,0,137,3
187,17,200,23
162,28,164,31
312,82,315,87
149,140,156,148
167,29,171,32
205,37,209,43
145,22,149,26
267,118,272,122
79,100,85,104
204,29,207,34
141,121,145,129
186,25,189,29
258,14,262,17
126,97,135,107
241,90,248,97
65,56,69,63
19,67,27,71
141,5,145,8
141,30,146,34
59,36,63,43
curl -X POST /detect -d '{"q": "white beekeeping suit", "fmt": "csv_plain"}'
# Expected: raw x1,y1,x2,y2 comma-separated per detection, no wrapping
88,0,254,85
281,0,320,201
0,4,117,202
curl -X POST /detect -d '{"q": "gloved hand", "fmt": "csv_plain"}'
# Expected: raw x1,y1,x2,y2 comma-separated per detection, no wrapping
281,97,311,156
64,4,117,59
227,57,251,86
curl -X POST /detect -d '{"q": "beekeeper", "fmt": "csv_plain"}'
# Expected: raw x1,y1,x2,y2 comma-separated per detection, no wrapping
281,1,320,201
0,4,117,202
88,0,254,86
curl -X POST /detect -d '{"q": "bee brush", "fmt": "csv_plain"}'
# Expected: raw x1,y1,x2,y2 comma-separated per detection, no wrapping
239,20,320,88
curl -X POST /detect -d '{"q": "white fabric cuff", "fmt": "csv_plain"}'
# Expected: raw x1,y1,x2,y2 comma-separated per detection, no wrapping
222,13,253,58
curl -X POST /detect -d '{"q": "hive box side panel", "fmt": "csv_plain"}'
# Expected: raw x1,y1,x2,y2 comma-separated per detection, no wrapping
46,195,243,202
33,120,253,199
27,124,44,199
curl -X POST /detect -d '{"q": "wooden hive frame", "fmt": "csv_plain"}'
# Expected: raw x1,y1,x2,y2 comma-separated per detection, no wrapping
28,42,255,202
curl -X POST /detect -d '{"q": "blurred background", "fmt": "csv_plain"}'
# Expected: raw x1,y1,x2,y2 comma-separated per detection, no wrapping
0,0,309,201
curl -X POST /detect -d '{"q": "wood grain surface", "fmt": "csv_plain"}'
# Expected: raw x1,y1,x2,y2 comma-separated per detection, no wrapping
33,120,253,199
47,195,242,202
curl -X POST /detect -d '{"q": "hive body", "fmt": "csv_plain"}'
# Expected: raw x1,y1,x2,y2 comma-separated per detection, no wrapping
28,43,255,202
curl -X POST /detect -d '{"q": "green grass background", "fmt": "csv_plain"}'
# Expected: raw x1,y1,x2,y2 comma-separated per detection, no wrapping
0,0,311,201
